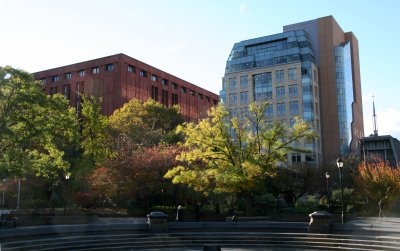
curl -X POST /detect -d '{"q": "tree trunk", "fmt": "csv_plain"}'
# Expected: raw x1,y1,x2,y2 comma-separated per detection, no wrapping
245,194,253,216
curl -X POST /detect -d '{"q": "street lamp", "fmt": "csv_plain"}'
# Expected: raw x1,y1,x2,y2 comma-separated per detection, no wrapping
336,158,344,224
325,172,330,199
1,179,6,209
64,174,70,215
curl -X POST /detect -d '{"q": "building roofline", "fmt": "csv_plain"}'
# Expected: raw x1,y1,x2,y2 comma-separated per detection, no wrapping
33,53,218,96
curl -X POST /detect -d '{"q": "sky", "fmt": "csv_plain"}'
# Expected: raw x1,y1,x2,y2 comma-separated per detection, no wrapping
1,0,399,139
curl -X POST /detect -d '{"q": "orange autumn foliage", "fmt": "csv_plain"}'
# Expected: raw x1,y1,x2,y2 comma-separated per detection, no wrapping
355,160,400,204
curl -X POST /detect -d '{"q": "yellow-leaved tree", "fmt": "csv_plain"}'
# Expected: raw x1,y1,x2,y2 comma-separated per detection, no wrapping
165,102,316,215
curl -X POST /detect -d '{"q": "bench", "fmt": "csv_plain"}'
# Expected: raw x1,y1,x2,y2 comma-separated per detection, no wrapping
0,210,17,228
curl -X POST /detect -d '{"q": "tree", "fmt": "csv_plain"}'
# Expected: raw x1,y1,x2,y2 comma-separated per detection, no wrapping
165,102,316,215
87,166,118,205
355,160,400,209
267,163,317,206
80,95,113,166
88,145,181,210
0,66,78,179
108,98,184,148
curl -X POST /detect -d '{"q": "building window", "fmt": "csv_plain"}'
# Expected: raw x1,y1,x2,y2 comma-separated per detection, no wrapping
289,84,298,98
140,70,147,77
277,103,286,117
240,107,249,118
213,100,218,105
181,86,187,93
52,75,59,82
302,68,311,78
229,93,238,104
206,96,210,103
128,65,135,73
292,153,301,163
151,74,157,82
240,75,248,89
40,78,47,85
303,101,314,121
289,101,299,115
161,79,168,86
172,93,179,106
240,91,248,105
190,90,195,96
253,72,272,101
151,86,158,101
162,90,169,107
76,82,84,94
105,63,114,71
198,93,203,100
62,84,70,100
229,108,238,117
79,70,85,77
92,67,100,74
65,72,72,80
276,86,285,99
313,69,318,83
265,104,273,117
275,69,284,83
172,83,178,90
302,84,313,101
76,82,84,112
288,68,296,81
314,86,318,99
229,77,237,90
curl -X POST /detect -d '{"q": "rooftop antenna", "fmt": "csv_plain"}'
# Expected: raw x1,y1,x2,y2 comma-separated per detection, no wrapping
372,95,378,136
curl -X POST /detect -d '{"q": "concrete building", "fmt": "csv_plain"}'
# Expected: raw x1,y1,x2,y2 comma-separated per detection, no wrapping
220,16,364,166
359,99,400,167
360,135,400,168
34,53,219,121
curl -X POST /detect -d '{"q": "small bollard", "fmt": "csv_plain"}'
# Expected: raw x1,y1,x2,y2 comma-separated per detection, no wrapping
147,211,168,233
308,211,332,233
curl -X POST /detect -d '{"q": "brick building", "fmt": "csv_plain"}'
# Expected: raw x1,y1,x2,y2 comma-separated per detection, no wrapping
34,53,219,121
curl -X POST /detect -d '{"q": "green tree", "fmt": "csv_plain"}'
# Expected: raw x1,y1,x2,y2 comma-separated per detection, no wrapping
267,163,317,206
108,98,184,148
165,102,316,215
0,66,78,179
80,95,112,166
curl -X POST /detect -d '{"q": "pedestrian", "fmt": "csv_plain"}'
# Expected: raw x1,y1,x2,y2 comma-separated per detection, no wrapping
176,205,184,222
195,202,201,222
378,199,385,218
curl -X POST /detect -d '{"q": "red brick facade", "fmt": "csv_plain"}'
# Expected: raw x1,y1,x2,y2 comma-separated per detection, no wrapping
34,54,219,121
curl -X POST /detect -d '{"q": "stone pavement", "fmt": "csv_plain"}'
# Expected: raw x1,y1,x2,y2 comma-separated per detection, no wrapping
333,217,400,235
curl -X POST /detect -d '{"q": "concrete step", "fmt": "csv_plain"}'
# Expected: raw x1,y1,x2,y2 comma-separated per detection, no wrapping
2,232,400,251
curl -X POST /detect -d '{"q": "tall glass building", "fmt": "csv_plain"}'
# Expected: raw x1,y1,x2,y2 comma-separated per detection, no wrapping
221,16,364,166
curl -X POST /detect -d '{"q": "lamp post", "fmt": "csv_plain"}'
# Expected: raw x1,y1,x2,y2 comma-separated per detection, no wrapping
325,172,330,199
336,158,344,224
64,175,70,215
16,178,21,210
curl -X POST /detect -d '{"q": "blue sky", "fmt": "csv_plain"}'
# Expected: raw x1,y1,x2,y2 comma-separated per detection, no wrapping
1,0,399,139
